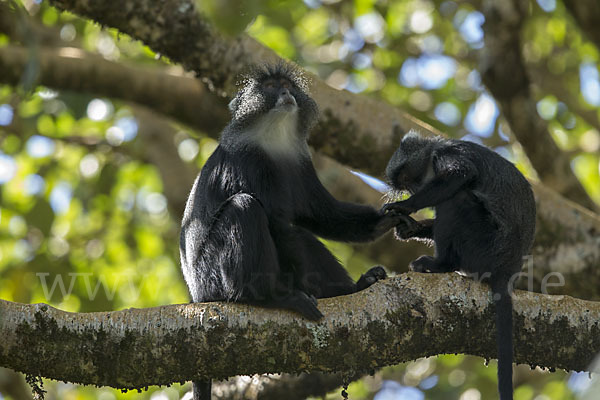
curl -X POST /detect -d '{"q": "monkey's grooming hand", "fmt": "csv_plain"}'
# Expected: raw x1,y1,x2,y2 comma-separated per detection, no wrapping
374,210,415,237
382,201,415,216
356,265,387,291
393,217,423,241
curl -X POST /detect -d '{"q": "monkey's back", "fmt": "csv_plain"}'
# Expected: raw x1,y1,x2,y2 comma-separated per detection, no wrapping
447,140,536,262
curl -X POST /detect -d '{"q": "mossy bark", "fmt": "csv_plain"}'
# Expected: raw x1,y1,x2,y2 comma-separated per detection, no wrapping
1,273,599,390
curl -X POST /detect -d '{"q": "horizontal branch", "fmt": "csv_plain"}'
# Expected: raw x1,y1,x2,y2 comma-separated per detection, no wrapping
0,44,229,132
1,273,599,389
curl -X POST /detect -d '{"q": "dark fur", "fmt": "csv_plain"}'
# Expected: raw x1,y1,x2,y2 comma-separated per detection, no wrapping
384,131,536,400
180,63,407,400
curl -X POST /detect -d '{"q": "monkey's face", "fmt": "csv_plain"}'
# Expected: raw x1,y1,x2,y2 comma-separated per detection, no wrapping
228,63,319,134
385,132,434,194
386,152,422,193
262,77,299,113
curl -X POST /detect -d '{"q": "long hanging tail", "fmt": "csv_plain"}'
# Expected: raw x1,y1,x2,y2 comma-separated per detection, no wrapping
193,379,212,400
492,277,513,400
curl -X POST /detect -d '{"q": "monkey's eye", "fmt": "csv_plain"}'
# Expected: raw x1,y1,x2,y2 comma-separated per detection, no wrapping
281,80,291,89
263,80,276,89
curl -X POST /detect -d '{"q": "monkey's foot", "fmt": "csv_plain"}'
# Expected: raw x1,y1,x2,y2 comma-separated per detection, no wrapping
356,265,388,291
409,256,436,272
279,290,323,321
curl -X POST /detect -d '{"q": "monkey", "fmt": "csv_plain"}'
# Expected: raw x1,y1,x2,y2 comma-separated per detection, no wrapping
180,63,411,400
383,131,536,400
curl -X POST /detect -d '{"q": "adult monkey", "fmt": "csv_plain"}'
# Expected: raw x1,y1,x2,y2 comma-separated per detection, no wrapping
384,131,536,400
180,63,411,399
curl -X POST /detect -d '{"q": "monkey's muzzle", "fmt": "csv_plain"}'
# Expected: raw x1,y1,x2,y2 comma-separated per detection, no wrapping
276,92,297,109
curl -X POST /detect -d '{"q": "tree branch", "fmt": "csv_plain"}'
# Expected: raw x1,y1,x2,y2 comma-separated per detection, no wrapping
478,0,597,211
1,273,599,389
0,44,229,133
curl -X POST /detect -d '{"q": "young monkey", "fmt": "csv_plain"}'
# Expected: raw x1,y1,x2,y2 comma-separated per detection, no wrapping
384,131,536,400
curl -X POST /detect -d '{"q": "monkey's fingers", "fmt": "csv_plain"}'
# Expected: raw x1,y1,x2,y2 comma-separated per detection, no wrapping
280,291,324,321
381,201,413,215
356,265,388,291
296,301,324,321
394,213,419,225
381,202,399,214
394,219,421,240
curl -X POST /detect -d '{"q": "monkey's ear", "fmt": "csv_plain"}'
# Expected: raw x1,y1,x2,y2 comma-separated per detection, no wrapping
228,96,239,114
401,130,422,143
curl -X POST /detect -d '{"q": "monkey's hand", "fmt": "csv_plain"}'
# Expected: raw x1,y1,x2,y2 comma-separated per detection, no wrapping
394,218,422,240
382,201,415,215
374,211,415,237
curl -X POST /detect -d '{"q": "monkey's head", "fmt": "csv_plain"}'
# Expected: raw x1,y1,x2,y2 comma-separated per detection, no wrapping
227,63,319,136
385,131,439,194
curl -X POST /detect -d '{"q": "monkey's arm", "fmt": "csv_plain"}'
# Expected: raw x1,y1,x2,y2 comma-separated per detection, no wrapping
385,153,477,214
294,166,409,242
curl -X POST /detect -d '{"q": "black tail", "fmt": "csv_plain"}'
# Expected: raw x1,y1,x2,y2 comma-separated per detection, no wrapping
193,379,211,400
492,277,513,400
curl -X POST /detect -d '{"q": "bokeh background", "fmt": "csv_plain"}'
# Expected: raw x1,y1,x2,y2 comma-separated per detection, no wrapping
1,0,599,399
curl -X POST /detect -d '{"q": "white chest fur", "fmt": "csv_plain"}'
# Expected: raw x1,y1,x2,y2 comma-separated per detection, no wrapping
246,109,308,159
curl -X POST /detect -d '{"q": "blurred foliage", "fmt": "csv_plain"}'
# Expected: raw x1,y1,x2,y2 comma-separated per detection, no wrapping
1,0,599,399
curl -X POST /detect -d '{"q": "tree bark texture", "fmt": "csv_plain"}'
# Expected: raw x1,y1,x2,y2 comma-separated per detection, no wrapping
1,273,599,390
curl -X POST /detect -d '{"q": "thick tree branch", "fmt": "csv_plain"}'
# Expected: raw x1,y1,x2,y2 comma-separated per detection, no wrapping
478,0,597,211
0,44,229,133
1,273,599,389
